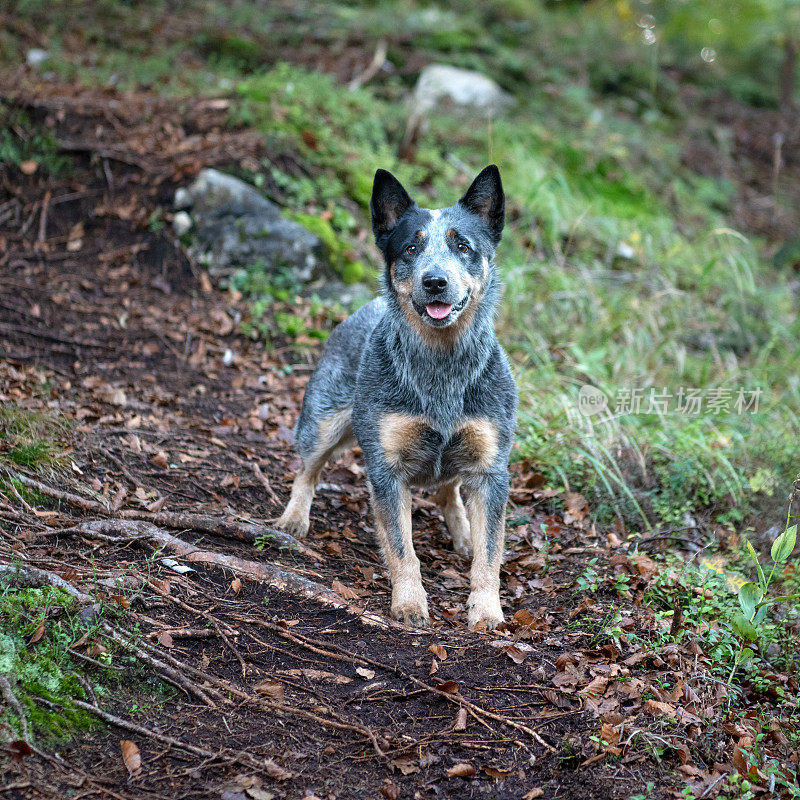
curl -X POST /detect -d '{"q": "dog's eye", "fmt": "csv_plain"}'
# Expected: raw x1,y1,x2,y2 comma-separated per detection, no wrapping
458,243,471,254
405,245,417,256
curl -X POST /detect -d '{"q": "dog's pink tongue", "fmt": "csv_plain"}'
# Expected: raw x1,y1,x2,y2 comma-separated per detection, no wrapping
426,302,452,319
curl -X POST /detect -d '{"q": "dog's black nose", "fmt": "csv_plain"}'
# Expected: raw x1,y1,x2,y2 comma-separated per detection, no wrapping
421,272,448,294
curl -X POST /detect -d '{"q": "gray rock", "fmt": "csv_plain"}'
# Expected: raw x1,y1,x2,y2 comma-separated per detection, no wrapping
177,169,323,281
26,48,50,67
172,210,192,237
411,64,513,118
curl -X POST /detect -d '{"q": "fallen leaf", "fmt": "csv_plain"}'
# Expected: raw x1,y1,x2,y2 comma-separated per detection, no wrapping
356,667,375,680
523,790,544,800
331,579,360,600
379,780,400,800
483,766,513,780
436,680,459,694
454,707,468,731
112,594,130,610
264,758,293,780
429,644,447,660
392,756,419,775
581,674,609,699
120,740,142,778
230,577,242,594
157,631,174,649
430,656,438,675
447,763,476,778
8,740,33,762
28,621,45,645
513,608,535,626
254,681,284,703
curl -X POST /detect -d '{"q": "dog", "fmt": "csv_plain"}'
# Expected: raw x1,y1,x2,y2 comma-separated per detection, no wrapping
275,165,517,630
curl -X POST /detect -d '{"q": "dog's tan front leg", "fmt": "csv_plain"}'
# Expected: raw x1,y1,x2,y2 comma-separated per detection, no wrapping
464,474,508,630
434,480,471,556
370,479,428,627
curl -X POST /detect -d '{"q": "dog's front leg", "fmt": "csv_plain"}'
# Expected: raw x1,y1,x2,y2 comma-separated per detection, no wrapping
463,472,508,630
369,470,429,627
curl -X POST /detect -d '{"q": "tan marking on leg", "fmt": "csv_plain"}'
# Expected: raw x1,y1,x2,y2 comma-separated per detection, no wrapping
371,483,429,627
379,413,429,469
464,490,504,630
275,407,353,537
434,480,471,556
457,419,499,471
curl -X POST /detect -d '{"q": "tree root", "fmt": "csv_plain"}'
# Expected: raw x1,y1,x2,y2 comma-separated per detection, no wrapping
0,561,93,604
8,470,319,559
71,519,394,628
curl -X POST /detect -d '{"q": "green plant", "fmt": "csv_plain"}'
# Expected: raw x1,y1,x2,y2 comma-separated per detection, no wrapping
576,558,600,593
729,512,799,683
631,780,656,800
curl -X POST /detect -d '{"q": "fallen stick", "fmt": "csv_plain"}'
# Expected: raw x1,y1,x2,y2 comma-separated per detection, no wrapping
10,473,109,514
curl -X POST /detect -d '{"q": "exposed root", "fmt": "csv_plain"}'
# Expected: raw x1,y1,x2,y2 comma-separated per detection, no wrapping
0,561,93,604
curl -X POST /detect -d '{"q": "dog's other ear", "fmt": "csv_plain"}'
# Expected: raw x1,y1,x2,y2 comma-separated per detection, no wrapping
458,165,504,244
371,169,414,242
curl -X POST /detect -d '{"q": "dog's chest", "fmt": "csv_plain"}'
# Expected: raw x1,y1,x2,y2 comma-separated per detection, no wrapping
378,413,498,484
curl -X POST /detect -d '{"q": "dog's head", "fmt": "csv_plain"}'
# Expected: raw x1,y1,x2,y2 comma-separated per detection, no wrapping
370,166,504,342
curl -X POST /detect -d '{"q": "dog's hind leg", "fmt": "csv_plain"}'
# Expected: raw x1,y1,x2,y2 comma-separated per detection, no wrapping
434,480,471,557
275,407,353,537
463,472,508,630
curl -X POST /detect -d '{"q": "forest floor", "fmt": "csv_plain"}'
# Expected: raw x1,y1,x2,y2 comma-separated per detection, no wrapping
0,83,797,800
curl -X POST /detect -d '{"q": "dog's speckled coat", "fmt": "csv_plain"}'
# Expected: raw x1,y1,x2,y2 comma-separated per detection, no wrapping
276,166,517,630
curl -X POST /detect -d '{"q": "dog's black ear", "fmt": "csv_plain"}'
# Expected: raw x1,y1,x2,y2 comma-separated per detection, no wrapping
458,165,504,244
371,169,414,240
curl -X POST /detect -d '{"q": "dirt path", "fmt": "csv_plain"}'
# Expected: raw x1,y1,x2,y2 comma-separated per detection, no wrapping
0,86,763,800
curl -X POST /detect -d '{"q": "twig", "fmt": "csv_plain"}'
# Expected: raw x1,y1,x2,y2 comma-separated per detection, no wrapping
37,189,51,244
100,623,223,707
252,461,279,504
0,321,111,350
0,674,29,743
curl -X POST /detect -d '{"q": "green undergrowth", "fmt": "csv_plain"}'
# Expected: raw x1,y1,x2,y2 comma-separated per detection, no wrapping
0,582,97,741
0,105,71,176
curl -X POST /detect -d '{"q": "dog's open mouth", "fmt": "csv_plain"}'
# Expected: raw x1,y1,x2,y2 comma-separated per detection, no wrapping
416,291,470,326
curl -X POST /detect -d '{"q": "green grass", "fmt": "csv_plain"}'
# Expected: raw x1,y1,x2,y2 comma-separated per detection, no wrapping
0,407,67,470
3,0,799,529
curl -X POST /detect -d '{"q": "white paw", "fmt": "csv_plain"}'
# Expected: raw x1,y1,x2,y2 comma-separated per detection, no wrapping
466,591,504,631
391,582,430,628
274,508,310,538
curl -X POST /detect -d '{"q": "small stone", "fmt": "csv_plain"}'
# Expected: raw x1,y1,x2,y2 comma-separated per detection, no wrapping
222,349,234,366
174,187,191,209
26,48,50,67
172,210,192,236
257,403,270,420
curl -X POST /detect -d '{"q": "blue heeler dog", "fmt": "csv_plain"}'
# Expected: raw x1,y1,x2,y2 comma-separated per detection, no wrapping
276,165,518,630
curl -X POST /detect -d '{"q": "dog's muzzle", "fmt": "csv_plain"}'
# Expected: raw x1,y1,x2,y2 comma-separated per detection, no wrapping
412,290,470,327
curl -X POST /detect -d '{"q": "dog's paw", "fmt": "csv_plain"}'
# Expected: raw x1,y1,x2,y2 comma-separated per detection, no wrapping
466,591,504,631
273,509,310,538
452,536,472,558
391,583,430,628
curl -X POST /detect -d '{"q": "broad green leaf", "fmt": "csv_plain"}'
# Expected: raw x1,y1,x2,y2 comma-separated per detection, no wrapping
754,605,768,625
737,581,762,619
732,614,758,642
739,648,755,665
746,540,766,592
771,524,797,564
